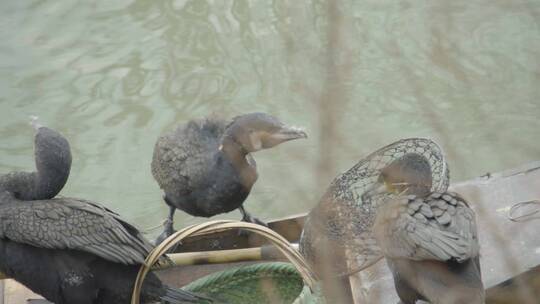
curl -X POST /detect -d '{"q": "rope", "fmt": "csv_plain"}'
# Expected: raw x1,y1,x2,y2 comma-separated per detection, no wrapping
140,218,169,234
508,200,540,222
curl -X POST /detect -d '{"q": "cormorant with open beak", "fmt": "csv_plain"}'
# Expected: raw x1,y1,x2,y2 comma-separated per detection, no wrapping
151,112,307,243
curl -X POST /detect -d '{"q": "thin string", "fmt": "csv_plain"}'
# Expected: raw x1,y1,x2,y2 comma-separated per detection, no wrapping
508,200,540,222
141,219,169,233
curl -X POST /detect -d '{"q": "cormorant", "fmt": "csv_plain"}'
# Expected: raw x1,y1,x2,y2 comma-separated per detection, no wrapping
299,138,450,277
298,138,451,302
151,113,307,242
0,119,71,200
369,153,484,304
0,122,211,304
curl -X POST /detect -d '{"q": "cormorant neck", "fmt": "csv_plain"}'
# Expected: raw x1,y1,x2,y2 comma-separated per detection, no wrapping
220,137,257,189
30,126,72,199
34,161,71,199
221,135,248,157
0,127,71,200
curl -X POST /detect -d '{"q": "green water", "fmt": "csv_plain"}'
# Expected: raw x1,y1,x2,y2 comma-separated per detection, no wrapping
1,0,539,236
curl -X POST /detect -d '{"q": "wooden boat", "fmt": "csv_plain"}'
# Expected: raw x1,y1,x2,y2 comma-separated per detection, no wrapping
2,161,540,303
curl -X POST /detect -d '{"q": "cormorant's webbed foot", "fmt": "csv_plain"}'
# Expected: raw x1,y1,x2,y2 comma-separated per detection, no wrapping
239,206,268,227
154,219,176,246
153,205,177,246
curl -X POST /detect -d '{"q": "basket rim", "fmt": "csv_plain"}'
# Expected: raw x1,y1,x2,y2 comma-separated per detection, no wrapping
131,220,318,304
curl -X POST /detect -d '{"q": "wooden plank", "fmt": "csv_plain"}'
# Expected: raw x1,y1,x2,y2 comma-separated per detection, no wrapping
157,214,308,291
2,280,44,303
485,266,540,304
351,161,540,303
171,213,305,253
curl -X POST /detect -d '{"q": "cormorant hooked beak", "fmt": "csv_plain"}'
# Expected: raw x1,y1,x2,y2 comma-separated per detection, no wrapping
270,125,308,142
362,178,412,203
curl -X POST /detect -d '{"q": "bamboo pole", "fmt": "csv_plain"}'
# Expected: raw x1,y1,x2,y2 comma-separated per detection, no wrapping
0,243,300,280
155,244,299,269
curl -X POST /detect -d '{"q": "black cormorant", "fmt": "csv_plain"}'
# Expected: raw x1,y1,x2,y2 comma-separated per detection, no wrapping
0,122,211,304
151,113,307,242
369,153,484,304
0,119,71,200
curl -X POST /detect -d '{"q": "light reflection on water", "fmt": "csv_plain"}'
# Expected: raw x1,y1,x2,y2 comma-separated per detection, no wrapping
0,0,539,236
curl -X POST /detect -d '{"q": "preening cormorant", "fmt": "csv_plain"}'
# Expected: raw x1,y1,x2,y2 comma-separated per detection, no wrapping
151,113,307,242
0,123,211,304
0,120,71,200
369,153,484,304
299,138,450,277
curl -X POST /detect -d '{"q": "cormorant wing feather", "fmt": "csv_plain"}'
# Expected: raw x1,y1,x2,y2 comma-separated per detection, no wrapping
374,192,479,262
0,197,154,265
151,118,228,196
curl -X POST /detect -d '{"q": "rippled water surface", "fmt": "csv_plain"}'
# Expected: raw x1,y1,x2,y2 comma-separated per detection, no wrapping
1,0,539,235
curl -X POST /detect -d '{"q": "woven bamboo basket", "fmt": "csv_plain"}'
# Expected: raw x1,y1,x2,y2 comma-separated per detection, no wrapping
131,220,323,304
